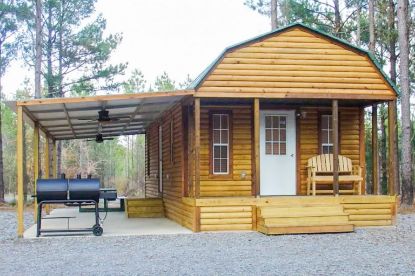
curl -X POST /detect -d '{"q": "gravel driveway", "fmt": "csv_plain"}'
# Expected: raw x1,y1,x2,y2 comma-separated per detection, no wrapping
1,210,414,276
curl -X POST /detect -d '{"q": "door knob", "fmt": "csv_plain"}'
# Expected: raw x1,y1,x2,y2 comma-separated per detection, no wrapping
290,154,294,157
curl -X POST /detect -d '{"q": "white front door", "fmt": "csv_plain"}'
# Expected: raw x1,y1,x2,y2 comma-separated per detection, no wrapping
260,110,296,195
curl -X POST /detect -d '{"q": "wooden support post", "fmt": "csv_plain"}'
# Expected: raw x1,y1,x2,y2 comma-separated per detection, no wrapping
16,106,24,237
44,136,50,214
52,140,57,178
332,100,339,196
194,98,201,232
44,136,50,179
33,123,40,223
372,104,379,195
253,98,260,196
388,100,397,196
359,108,366,194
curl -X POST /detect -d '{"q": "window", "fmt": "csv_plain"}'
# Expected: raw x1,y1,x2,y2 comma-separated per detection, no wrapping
265,115,287,155
170,120,174,164
212,113,230,174
320,114,333,154
146,133,150,176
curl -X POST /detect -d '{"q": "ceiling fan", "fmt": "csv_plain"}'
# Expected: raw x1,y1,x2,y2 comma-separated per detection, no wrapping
87,133,115,143
77,109,130,124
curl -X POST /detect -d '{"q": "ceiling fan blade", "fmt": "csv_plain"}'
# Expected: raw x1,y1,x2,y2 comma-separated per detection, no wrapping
77,118,97,121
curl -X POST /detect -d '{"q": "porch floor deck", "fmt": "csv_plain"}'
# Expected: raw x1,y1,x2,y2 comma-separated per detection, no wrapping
24,207,192,238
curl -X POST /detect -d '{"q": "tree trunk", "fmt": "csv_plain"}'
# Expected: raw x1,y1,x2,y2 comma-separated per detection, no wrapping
368,0,376,53
380,106,387,193
333,0,341,34
35,0,42,99
397,0,413,206
388,0,400,195
0,69,4,203
46,2,54,98
271,0,278,30
356,4,361,46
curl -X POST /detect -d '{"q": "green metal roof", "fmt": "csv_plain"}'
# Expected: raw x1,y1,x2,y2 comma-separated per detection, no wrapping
189,22,399,96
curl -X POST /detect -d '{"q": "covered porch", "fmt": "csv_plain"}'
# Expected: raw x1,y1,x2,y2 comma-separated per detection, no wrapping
8,90,194,237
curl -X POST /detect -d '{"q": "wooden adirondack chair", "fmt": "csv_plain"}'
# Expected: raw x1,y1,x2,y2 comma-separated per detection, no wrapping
307,154,363,196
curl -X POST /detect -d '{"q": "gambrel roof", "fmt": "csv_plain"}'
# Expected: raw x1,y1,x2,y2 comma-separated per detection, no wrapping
190,23,398,100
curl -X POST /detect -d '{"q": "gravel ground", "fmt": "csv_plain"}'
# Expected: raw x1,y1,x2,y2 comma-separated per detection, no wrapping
0,210,414,276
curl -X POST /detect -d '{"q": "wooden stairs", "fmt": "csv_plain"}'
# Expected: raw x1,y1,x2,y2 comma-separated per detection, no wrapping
125,198,165,218
257,203,354,235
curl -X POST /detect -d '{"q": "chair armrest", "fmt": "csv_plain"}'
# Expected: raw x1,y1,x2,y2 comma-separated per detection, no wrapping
352,165,362,176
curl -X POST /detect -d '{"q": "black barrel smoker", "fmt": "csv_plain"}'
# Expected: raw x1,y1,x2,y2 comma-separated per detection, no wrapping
35,178,103,237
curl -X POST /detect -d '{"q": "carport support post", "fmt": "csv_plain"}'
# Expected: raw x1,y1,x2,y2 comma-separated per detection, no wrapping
332,100,339,196
44,136,50,179
52,140,57,178
33,123,40,222
44,135,50,214
372,104,379,195
16,106,24,237
388,100,397,196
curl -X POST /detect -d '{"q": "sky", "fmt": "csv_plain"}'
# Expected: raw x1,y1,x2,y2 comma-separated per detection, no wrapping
2,0,270,98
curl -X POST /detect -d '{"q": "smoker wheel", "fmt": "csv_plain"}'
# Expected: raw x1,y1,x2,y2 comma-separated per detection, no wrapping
92,225,103,236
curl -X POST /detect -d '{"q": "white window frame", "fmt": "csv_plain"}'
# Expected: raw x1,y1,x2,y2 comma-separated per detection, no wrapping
321,114,333,154
265,115,287,156
212,113,229,175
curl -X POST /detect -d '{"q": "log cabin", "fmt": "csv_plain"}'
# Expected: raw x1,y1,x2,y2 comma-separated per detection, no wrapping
12,23,399,236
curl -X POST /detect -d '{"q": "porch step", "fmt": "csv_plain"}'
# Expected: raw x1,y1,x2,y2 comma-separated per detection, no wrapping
257,204,354,235
125,198,165,218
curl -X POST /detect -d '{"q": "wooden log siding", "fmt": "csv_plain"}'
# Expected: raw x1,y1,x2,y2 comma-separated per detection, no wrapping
145,104,196,230
200,105,253,197
145,124,160,198
299,107,364,195
197,27,395,99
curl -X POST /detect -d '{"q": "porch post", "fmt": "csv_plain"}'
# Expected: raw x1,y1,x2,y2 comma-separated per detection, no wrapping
253,98,260,196
194,98,201,232
372,104,379,195
52,140,57,178
16,106,24,237
44,136,50,179
388,100,397,195
332,100,339,196
44,135,51,214
33,123,40,223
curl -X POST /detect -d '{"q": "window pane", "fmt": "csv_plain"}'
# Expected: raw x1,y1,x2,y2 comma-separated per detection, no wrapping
273,129,279,142
321,130,328,144
213,115,220,129
213,146,220,158
265,116,272,128
221,130,228,143
272,116,279,128
266,142,272,155
220,159,228,173
221,115,228,129
328,130,333,143
323,145,333,154
280,142,286,155
220,146,228,158
273,143,279,155
266,129,272,142
213,130,220,144
280,129,286,141
328,116,332,128
279,116,286,127
321,116,329,129
213,159,221,172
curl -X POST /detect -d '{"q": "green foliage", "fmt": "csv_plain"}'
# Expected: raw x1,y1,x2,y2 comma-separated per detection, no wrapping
123,69,146,93
0,0,29,76
22,0,127,97
154,71,176,91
